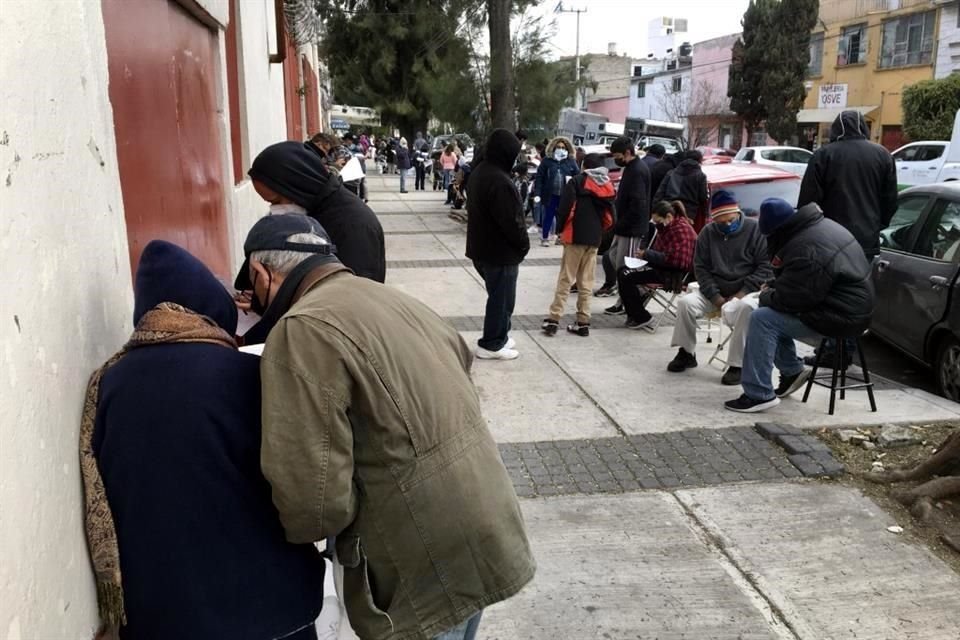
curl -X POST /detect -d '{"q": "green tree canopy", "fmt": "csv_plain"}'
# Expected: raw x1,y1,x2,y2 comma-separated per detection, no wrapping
903,75,960,142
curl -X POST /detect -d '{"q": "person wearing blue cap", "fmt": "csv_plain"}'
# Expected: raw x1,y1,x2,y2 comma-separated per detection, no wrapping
725,199,874,412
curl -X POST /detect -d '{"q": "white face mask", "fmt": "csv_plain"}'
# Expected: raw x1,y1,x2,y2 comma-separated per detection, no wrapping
554,149,568,161
269,203,307,215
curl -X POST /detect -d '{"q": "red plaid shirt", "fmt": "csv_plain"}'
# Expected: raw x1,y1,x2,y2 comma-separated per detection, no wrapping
648,216,697,272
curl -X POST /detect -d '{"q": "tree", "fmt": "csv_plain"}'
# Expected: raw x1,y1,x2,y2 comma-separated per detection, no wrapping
487,0,515,130
687,79,734,148
903,75,960,142
729,0,818,143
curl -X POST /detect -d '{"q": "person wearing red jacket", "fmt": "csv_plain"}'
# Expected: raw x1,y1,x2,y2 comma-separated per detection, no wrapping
617,200,698,329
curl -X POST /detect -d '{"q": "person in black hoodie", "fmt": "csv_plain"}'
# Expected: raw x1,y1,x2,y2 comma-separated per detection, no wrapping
649,151,680,201
798,110,898,260
654,149,710,230
84,240,324,639
466,128,530,360
542,153,616,337
248,141,385,284
596,136,651,299
725,199,875,413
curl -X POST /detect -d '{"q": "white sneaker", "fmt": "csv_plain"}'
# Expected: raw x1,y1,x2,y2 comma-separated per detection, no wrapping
505,337,516,350
476,346,520,360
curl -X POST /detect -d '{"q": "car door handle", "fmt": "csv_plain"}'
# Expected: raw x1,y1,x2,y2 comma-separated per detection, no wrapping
930,275,949,289
876,260,890,272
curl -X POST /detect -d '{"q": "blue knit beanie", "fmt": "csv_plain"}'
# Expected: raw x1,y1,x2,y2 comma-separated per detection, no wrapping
710,189,740,219
759,198,796,235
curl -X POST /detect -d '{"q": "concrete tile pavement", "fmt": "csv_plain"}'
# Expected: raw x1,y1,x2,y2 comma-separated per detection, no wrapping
362,173,960,638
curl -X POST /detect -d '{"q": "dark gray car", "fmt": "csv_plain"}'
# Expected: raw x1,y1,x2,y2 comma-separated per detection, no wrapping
872,183,960,400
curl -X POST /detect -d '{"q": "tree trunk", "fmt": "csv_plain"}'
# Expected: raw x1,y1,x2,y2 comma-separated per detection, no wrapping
487,0,515,131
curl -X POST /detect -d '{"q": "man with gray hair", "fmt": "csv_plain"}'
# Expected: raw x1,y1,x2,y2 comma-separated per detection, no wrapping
235,214,535,640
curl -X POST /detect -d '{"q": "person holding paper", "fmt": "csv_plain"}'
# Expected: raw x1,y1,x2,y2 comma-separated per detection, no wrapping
666,190,772,383
235,214,536,640
616,200,697,330
81,240,325,639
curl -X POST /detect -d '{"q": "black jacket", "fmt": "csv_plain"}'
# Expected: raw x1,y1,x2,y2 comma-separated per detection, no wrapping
760,204,875,337
466,129,530,265
614,156,651,238
96,241,325,640
396,146,412,170
248,141,386,283
557,169,617,247
798,110,898,258
649,155,679,199
654,159,709,222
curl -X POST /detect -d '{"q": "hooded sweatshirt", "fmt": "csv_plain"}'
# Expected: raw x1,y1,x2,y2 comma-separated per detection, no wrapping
798,110,898,258
249,141,385,282
466,129,530,265
557,167,616,247
614,155,652,238
654,158,710,229
94,240,324,640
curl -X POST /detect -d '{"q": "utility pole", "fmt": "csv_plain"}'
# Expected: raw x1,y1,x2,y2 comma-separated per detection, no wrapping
555,2,587,110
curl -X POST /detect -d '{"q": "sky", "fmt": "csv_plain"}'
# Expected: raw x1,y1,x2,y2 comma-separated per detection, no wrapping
529,0,752,60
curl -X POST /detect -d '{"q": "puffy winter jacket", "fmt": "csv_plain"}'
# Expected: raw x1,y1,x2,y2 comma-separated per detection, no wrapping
556,169,616,247
614,156,651,238
798,110,898,258
654,159,709,229
534,137,579,198
760,203,875,337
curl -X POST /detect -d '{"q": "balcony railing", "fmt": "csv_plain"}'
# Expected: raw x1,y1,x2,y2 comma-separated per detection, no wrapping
818,0,933,24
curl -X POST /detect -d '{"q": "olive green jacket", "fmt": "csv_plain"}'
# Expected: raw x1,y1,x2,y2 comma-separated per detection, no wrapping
260,270,535,640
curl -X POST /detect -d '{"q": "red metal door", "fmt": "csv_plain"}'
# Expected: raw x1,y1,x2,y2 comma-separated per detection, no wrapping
882,126,905,152
303,56,321,136
102,0,231,280
283,30,304,141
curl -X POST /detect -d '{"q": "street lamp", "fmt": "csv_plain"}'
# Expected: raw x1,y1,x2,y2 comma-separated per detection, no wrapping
555,2,587,110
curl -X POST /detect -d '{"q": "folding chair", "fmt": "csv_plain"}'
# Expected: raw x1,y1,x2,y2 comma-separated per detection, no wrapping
706,316,733,370
644,271,690,333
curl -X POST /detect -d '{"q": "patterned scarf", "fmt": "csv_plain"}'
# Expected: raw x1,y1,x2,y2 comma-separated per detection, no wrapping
79,303,237,628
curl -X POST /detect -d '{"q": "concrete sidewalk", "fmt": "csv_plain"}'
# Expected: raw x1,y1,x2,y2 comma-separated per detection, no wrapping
365,173,960,639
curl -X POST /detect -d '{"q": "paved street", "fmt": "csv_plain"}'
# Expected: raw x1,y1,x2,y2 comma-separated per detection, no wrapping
366,173,960,639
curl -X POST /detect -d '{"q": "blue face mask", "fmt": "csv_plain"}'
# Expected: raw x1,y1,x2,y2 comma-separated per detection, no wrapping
717,216,742,235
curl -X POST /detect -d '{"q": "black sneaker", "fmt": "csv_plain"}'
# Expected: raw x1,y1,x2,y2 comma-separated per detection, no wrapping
724,394,781,413
541,318,559,336
567,323,590,337
624,317,656,331
775,368,812,398
604,303,625,315
721,366,742,386
594,285,617,297
667,348,698,372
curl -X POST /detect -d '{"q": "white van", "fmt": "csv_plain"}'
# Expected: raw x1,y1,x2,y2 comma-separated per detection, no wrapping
892,109,960,186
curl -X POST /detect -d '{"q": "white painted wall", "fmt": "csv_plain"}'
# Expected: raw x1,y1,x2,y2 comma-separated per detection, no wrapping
628,71,692,124
0,1,132,637
935,1,960,79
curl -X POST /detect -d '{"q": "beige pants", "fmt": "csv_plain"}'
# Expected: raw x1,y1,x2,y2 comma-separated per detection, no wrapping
670,291,759,367
549,245,599,324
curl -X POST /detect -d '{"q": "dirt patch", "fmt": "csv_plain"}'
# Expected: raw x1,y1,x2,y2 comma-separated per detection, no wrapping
817,422,960,574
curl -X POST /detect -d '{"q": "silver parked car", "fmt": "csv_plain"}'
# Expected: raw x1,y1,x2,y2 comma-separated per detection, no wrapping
872,182,960,400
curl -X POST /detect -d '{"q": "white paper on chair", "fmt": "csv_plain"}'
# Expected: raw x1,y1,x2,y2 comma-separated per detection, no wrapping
339,156,365,182
624,257,648,270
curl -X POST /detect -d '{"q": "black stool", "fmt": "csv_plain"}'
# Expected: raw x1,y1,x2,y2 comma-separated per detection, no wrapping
802,336,877,415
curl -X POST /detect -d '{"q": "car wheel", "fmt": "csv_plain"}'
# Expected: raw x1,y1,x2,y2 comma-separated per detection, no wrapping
935,336,960,402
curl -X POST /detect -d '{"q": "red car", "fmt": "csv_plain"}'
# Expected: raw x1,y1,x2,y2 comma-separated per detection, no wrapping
697,146,737,165
702,163,801,217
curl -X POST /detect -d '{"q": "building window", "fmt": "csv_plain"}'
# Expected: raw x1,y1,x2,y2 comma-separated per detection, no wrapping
808,32,824,76
667,59,677,70
633,65,643,77
750,127,766,146
672,76,682,93
637,82,646,98
880,11,936,69
837,24,867,66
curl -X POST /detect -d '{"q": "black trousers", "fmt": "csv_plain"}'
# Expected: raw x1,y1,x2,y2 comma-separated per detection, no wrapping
415,163,426,190
617,268,666,322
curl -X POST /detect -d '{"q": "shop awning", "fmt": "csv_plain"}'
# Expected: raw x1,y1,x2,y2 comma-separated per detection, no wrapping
796,105,878,123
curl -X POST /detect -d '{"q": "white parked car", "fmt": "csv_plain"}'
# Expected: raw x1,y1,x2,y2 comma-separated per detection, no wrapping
891,109,960,187
732,146,813,177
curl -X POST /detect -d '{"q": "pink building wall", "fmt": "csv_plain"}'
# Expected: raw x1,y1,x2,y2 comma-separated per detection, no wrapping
586,96,629,126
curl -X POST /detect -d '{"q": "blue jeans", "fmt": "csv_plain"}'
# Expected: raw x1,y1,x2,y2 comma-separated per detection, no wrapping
443,168,454,191
399,168,408,191
541,195,561,240
474,261,518,351
741,307,819,401
433,611,483,640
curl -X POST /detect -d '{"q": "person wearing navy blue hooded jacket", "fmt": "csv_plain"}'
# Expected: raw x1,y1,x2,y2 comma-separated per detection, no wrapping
87,240,324,639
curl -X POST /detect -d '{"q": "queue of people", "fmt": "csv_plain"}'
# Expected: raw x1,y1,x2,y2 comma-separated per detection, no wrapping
82,131,534,640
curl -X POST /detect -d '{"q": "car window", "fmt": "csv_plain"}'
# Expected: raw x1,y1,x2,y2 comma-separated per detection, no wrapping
917,145,946,162
739,149,755,162
716,179,801,216
786,150,812,164
760,149,782,162
880,196,929,251
914,200,960,261
893,146,921,162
